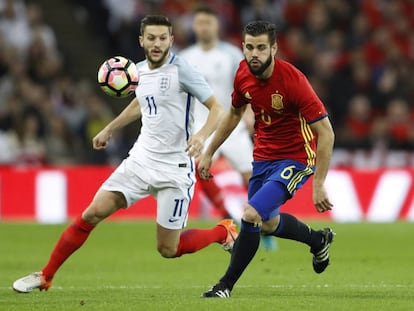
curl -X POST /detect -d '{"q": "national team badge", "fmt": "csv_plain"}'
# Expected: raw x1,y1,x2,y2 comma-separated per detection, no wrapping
159,75,170,93
271,93,284,112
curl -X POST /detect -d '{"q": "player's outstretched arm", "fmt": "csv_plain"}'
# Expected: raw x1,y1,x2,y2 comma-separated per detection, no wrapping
309,116,335,213
198,105,245,179
93,98,141,150
186,95,223,158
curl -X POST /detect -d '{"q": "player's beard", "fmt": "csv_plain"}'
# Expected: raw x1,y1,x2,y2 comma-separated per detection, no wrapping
144,46,170,68
247,54,272,76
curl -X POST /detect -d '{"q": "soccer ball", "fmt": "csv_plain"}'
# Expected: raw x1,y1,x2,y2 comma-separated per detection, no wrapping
97,56,139,98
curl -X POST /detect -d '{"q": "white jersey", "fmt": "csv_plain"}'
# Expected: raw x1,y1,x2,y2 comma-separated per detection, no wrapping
180,42,243,131
180,42,253,173
129,53,213,170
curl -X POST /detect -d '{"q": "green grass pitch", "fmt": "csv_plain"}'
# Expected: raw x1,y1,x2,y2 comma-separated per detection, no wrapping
1,221,413,311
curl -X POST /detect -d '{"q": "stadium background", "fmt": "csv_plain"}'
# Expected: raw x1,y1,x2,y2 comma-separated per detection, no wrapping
1,0,414,222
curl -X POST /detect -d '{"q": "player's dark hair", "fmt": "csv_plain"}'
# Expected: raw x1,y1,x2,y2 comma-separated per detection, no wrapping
243,21,277,45
193,5,218,17
140,15,172,35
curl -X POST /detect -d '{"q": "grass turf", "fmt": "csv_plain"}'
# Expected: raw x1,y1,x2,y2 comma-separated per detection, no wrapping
1,221,413,311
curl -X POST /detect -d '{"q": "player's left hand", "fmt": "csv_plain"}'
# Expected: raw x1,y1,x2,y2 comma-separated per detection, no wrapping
313,184,333,213
197,154,213,180
186,135,204,158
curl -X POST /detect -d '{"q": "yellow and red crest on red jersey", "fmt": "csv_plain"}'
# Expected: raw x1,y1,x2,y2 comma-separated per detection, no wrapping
271,93,284,112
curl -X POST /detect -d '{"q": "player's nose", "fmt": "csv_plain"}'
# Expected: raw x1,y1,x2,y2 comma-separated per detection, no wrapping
251,48,260,57
153,38,162,47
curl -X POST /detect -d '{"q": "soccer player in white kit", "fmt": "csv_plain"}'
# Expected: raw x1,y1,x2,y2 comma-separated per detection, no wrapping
13,15,238,293
180,6,254,219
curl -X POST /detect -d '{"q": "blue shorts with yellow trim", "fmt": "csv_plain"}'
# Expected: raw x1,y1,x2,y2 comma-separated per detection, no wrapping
248,160,314,221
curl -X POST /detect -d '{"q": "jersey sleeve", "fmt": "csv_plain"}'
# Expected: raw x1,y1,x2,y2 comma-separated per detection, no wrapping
175,56,213,103
231,88,249,108
292,73,328,124
231,65,250,108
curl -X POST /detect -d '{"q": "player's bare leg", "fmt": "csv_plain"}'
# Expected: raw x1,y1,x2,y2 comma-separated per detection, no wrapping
156,225,182,258
12,190,125,293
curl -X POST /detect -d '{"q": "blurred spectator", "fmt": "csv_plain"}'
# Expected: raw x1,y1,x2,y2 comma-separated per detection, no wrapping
81,94,113,164
0,0,31,57
304,1,331,50
45,115,80,165
348,12,371,48
373,98,414,150
0,129,19,163
240,0,284,27
26,3,57,52
336,94,375,150
51,75,87,135
15,114,46,166
283,0,311,28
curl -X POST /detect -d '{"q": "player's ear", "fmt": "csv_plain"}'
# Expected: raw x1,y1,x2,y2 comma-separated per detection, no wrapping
170,35,174,46
272,42,278,57
139,36,143,47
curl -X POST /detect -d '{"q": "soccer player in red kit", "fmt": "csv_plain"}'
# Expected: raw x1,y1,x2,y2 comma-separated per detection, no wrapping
199,20,335,298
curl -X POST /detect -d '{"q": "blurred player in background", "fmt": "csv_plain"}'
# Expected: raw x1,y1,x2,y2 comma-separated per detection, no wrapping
199,20,335,298
180,6,276,251
13,15,237,293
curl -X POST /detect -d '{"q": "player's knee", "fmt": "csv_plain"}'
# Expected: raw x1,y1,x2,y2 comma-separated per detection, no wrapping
242,204,262,224
82,192,124,225
157,243,178,258
261,216,280,235
82,203,106,225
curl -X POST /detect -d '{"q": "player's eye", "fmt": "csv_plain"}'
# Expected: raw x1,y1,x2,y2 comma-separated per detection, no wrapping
257,45,267,51
245,44,254,51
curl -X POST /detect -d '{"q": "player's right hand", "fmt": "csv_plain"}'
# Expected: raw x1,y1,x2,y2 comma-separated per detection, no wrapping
197,155,213,180
92,129,112,150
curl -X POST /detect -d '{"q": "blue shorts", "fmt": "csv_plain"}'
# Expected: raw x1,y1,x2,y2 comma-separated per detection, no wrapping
247,160,314,221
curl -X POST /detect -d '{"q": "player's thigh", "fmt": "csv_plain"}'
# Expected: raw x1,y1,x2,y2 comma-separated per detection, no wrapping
155,186,191,258
266,160,314,196
100,158,151,206
248,180,289,222
156,186,193,231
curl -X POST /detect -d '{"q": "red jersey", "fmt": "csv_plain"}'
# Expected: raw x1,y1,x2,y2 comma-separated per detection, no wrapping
232,58,328,166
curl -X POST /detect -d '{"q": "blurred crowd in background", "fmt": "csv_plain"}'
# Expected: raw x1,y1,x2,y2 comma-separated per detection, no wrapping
0,0,413,167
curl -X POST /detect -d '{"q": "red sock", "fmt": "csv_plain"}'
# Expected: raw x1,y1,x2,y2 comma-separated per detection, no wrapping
196,170,228,217
42,216,95,280
175,225,227,257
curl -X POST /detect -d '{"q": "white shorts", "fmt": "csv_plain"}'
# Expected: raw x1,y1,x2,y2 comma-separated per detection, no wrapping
205,121,253,173
99,157,195,230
